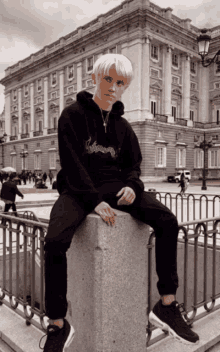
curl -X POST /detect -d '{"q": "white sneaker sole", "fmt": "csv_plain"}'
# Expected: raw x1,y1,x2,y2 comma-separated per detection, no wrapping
64,325,75,351
149,311,199,346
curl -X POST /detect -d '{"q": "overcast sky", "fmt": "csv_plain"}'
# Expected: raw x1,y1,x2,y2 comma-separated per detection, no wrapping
0,0,220,113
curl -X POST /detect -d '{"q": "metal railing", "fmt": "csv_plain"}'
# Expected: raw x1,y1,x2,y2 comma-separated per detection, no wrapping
147,216,220,347
0,200,220,349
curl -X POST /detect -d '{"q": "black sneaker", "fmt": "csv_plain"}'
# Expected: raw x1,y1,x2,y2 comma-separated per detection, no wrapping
149,299,199,345
39,319,75,351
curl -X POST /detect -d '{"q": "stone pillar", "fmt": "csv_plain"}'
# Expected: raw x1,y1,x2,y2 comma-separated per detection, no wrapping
121,38,143,122
66,210,149,352
164,45,173,122
142,37,151,120
30,83,34,137
77,62,82,92
59,69,64,115
4,92,11,141
182,54,191,120
198,62,209,123
18,87,22,137
44,76,48,134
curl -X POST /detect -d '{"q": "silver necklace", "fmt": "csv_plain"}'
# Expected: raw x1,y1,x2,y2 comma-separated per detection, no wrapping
99,107,111,133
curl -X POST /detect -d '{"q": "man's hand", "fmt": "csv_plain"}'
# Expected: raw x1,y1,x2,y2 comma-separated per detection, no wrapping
94,201,117,226
116,187,136,206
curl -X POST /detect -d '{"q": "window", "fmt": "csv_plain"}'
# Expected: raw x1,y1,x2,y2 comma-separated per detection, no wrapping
10,155,16,169
14,126,17,136
51,72,57,86
87,57,93,72
217,110,220,124
25,124,28,134
210,150,218,167
190,61,196,74
49,152,56,169
194,149,204,168
34,154,41,170
39,120,43,131
37,97,42,103
24,84,29,97
37,79,42,91
151,101,156,117
215,83,220,89
190,110,194,121
172,106,177,119
87,80,93,88
156,146,166,167
176,148,186,168
172,53,178,67
51,92,57,99
151,45,158,60
68,65,74,80
51,140,55,145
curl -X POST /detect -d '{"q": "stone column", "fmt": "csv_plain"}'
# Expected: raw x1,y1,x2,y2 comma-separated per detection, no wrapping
30,83,34,137
142,37,151,120
4,92,11,141
44,76,48,135
59,69,64,115
18,87,22,137
77,62,82,92
198,62,209,123
182,54,191,120
164,45,173,122
121,38,143,122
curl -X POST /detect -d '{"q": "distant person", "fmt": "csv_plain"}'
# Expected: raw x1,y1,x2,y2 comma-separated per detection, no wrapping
43,172,47,183
48,170,53,185
0,173,24,217
179,173,187,196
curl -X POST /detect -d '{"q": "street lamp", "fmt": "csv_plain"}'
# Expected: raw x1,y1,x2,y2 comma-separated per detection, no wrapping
197,29,220,67
0,132,7,168
197,132,213,190
20,149,29,170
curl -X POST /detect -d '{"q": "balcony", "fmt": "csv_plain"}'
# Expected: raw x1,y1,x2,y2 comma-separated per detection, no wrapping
194,121,220,129
174,118,187,126
33,131,43,137
21,133,30,139
154,114,168,123
47,127,58,134
10,135,18,141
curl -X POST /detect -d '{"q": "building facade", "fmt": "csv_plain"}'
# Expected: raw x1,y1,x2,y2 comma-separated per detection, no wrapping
1,0,220,180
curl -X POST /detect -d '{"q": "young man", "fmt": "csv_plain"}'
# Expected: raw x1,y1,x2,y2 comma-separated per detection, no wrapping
40,53,199,351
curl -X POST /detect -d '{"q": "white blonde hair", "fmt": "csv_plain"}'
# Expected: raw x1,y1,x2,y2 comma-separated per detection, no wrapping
92,53,133,87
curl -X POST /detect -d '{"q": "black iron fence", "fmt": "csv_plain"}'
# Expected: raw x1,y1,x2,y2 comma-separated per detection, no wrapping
0,202,220,348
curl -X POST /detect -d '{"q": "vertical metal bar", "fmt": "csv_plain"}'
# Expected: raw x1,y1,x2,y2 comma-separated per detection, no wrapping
194,226,198,319
3,220,6,293
184,227,188,312
212,222,216,304
204,224,207,305
40,228,45,327
9,222,12,299
16,225,20,300
31,228,36,311
23,226,27,311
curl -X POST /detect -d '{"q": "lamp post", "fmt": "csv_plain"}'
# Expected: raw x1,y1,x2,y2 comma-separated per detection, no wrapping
20,149,29,171
197,132,213,190
0,132,7,168
197,29,220,67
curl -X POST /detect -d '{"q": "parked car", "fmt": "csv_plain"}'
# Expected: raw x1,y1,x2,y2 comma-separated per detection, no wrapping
167,170,191,183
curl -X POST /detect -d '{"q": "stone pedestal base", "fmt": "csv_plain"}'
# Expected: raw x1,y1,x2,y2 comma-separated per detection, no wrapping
66,210,149,352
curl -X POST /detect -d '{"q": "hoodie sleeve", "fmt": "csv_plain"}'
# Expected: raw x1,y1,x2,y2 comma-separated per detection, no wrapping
120,124,145,197
58,108,102,209
15,184,23,198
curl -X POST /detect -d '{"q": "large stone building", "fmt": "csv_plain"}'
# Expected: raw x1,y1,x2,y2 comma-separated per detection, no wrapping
1,0,220,180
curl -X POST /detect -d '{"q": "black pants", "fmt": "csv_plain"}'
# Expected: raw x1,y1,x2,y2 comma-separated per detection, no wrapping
44,182,179,320
4,202,18,216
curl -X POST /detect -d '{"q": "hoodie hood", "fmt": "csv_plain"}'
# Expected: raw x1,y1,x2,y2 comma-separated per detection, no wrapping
76,90,125,119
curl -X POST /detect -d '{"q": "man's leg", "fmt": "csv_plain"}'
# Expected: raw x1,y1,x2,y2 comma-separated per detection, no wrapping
105,190,199,345
11,203,18,217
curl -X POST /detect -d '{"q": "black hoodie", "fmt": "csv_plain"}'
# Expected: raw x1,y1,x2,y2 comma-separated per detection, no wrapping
57,90,145,209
